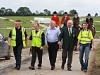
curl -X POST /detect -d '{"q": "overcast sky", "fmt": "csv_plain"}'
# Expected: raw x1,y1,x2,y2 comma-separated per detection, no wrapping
0,0,100,16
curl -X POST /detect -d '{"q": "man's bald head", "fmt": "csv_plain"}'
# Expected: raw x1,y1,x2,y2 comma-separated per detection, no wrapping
50,20,56,28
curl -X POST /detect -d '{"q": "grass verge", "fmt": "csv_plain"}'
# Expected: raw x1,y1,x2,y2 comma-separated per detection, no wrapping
89,43,100,75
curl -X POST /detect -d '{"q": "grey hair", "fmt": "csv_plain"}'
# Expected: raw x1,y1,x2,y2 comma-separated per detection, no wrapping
50,20,56,24
67,20,73,25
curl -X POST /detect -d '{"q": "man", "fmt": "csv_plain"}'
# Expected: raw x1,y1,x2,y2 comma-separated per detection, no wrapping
51,11,60,28
8,20,28,70
58,20,77,71
61,12,70,28
77,22,95,72
29,23,45,70
45,20,60,70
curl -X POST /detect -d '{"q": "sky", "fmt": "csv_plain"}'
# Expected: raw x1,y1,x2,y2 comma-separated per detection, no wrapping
0,0,100,16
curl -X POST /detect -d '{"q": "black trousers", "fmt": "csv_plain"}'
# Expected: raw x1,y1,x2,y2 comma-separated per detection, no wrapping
13,46,23,67
62,46,73,68
31,47,43,67
48,42,59,66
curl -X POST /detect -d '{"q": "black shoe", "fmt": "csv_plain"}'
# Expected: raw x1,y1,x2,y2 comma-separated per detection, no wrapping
68,68,72,71
16,66,20,70
29,66,35,70
51,66,55,70
81,67,84,71
38,64,42,69
61,65,64,69
38,66,41,69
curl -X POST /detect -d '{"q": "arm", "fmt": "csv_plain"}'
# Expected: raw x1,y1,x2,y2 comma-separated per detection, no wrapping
45,29,49,48
41,32,45,47
58,28,64,42
57,16,60,25
61,17,64,24
8,30,12,46
68,16,70,20
74,29,78,46
77,31,81,50
24,29,28,47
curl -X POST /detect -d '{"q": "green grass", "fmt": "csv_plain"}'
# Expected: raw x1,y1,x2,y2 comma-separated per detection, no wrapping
0,16,100,37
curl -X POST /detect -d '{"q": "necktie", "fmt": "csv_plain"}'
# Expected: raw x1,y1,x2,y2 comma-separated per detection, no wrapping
69,28,71,36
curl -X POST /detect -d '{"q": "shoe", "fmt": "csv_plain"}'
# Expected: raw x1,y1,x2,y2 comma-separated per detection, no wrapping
81,67,84,71
51,66,55,70
16,66,20,70
29,66,35,70
38,64,42,69
38,66,41,69
61,65,64,69
67,68,72,71
83,69,87,72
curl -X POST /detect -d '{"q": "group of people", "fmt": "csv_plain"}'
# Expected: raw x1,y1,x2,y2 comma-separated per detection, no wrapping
8,11,96,73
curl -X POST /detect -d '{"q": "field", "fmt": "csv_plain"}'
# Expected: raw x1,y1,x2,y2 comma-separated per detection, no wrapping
0,16,100,37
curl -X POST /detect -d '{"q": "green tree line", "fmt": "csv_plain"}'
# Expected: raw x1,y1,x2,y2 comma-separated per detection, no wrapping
0,7,77,16
0,7,98,16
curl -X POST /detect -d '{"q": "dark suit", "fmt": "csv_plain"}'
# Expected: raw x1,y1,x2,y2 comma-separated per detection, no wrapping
58,27,77,68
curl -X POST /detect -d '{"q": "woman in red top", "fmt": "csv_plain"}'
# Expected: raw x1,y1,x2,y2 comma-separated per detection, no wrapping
51,11,60,27
61,12,70,28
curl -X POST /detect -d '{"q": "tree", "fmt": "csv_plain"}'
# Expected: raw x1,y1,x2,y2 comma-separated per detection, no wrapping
39,12,44,16
16,7,32,16
95,13,98,17
4,8,15,16
35,10,39,15
58,10,64,16
69,9,76,16
44,9,51,16
0,7,6,16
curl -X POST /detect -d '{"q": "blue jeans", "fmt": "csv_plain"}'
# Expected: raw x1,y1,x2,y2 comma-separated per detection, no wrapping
13,46,23,67
79,44,90,70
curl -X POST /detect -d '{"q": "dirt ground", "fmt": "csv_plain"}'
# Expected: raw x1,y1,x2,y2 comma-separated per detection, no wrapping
1,39,99,75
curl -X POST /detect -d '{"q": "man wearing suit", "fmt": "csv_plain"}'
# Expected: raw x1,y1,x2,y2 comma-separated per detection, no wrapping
58,20,77,71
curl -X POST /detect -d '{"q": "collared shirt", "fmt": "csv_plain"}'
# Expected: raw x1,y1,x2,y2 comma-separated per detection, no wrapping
45,27,60,44
68,27,72,34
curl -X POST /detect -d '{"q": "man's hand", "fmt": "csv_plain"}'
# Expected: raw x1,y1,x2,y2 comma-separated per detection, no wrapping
46,44,49,48
77,45,80,51
58,41,61,45
40,46,43,50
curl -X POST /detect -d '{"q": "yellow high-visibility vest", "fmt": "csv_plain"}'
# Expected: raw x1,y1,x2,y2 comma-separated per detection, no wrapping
11,27,26,47
78,30,93,44
31,30,43,47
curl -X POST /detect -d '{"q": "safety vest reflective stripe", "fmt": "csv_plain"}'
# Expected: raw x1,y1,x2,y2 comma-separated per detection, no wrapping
32,36,41,38
80,40,91,42
11,27,26,47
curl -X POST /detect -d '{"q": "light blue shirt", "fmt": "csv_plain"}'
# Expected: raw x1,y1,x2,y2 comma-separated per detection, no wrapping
45,27,61,44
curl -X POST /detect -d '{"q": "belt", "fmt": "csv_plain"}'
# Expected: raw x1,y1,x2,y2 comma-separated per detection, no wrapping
47,41,58,44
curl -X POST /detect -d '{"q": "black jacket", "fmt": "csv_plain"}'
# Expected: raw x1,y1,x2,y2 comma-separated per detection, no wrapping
58,27,77,50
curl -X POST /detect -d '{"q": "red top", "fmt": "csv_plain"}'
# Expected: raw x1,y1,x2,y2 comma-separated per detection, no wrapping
61,16,70,24
51,16,60,27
